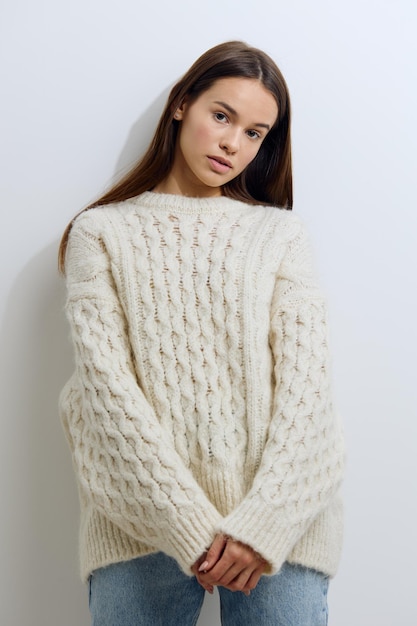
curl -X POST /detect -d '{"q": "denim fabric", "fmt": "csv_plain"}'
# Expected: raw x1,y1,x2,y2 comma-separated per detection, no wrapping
89,552,329,626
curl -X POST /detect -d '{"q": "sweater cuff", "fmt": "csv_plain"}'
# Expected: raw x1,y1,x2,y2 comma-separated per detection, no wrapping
163,503,223,575
216,497,304,575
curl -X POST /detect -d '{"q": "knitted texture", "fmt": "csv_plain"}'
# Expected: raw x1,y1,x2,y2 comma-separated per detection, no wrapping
59,191,344,582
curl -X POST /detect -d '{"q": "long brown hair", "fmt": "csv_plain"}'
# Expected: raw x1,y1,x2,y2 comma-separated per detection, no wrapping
59,41,292,273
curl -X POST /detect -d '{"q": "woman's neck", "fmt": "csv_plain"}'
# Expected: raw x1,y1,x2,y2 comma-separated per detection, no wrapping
153,172,223,199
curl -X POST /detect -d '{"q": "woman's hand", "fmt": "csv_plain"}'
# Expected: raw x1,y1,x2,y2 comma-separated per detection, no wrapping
192,534,267,595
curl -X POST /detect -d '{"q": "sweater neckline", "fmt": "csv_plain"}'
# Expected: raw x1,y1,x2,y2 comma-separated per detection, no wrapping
133,191,256,216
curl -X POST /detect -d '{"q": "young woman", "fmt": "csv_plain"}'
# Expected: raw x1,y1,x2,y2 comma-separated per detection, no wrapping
59,40,344,626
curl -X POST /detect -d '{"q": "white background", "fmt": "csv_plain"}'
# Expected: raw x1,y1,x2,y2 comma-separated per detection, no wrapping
1,1,416,624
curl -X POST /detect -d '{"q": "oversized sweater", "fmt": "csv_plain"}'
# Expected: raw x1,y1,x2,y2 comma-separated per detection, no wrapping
59,191,344,583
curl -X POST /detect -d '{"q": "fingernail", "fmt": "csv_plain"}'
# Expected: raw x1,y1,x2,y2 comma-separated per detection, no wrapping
198,561,209,572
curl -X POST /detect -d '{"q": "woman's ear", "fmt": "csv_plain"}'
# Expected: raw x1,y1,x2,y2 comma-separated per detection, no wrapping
173,98,189,120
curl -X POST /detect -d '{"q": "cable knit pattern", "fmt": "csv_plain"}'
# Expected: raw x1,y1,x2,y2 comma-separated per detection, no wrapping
59,191,344,582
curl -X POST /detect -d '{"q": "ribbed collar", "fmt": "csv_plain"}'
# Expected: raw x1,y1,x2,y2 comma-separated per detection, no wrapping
132,191,256,216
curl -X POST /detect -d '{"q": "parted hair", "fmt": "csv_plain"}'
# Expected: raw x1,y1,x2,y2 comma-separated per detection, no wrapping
59,41,292,273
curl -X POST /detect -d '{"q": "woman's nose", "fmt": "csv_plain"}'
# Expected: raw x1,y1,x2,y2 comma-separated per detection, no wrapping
220,128,240,154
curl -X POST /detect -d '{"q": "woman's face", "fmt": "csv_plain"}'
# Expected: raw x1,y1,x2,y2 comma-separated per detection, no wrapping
159,77,278,198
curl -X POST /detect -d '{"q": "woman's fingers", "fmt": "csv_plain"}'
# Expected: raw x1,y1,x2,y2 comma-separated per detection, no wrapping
191,559,214,593
218,561,266,595
197,573,214,594
193,536,268,595
198,534,227,572
237,562,266,594
206,542,251,585
200,537,267,592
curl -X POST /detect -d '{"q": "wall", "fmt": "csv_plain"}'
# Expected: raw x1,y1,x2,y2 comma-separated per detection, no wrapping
1,1,416,624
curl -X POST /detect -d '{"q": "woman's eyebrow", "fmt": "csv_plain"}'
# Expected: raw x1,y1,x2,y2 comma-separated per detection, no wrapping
213,100,271,130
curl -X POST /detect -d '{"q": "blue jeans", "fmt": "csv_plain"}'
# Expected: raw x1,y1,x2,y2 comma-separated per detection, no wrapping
89,552,329,626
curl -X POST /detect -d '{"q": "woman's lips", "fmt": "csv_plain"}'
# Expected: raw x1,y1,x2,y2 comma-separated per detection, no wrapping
207,156,232,174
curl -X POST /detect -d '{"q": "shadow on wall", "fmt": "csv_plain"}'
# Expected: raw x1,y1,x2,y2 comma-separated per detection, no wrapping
112,85,172,186
1,242,89,626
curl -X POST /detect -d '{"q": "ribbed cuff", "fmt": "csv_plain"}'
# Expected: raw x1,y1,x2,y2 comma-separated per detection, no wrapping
216,497,305,574
162,502,223,575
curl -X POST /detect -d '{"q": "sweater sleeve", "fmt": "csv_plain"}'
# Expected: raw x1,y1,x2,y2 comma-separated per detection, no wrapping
59,212,222,573
217,218,345,573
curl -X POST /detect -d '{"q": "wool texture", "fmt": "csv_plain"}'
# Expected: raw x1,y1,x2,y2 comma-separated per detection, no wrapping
59,191,344,582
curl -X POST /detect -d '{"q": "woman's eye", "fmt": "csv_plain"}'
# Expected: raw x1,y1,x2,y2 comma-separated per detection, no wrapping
214,112,228,123
246,129,261,139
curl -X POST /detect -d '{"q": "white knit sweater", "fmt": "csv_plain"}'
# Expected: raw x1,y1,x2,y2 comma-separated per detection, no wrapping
59,191,344,583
